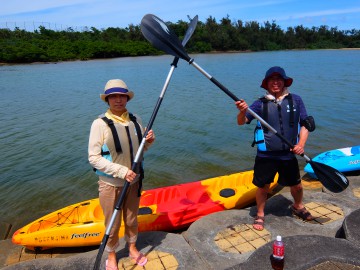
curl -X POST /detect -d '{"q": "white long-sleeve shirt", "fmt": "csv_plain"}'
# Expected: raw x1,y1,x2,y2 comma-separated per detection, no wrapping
88,110,152,187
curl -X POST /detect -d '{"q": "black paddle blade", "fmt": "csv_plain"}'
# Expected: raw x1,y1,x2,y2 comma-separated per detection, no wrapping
182,15,198,46
309,160,349,193
141,14,191,62
171,15,198,67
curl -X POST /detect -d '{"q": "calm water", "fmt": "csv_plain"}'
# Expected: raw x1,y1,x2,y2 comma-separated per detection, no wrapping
1,50,360,230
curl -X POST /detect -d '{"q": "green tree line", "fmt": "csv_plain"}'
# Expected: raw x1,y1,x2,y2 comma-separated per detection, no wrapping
1,15,359,63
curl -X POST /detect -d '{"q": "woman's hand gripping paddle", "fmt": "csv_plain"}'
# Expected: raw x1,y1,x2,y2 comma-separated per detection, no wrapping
140,14,349,194
92,15,198,270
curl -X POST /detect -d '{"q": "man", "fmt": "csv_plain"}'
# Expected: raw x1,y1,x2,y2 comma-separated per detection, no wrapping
236,66,316,231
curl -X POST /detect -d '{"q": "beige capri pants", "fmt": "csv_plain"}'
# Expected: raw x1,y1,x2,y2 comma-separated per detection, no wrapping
98,180,140,252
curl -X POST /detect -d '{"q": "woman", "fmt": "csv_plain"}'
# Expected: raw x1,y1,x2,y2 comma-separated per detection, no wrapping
89,79,155,269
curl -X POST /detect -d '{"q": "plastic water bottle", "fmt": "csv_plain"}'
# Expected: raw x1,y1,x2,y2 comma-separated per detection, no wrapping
271,235,284,270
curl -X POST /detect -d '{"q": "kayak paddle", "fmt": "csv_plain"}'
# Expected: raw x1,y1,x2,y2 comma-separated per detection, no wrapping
140,14,349,194
92,15,198,270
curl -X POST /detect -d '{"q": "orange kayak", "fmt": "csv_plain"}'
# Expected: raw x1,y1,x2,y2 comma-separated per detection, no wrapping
12,170,278,250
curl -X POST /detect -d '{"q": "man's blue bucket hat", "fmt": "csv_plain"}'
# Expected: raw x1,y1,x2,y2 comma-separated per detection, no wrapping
261,66,293,90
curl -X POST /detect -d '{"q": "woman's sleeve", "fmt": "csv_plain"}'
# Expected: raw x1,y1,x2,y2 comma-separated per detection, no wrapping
88,119,128,179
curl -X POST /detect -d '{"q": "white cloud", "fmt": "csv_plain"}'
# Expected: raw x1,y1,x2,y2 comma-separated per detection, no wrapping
0,0,95,15
288,7,360,19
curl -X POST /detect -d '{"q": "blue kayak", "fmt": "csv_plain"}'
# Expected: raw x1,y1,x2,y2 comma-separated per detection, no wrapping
304,145,360,177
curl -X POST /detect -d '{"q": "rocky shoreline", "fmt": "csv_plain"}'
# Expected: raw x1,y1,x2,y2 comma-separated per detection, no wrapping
1,173,360,269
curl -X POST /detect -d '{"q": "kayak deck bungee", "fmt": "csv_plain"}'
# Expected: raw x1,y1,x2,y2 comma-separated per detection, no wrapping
12,170,278,250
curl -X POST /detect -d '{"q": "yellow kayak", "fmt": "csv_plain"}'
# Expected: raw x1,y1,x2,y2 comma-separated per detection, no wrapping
12,170,278,250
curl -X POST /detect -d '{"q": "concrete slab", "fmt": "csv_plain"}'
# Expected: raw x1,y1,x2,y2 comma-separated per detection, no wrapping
124,231,207,270
260,190,359,238
240,235,360,270
307,261,360,270
343,208,360,248
2,248,97,270
183,209,255,270
183,188,360,269
0,239,22,267
2,231,205,270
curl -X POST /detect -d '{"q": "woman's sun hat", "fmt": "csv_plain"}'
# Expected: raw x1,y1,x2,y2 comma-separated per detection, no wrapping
100,79,134,102
261,66,293,90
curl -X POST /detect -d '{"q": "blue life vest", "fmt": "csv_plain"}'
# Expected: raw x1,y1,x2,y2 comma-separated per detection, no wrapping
252,94,300,152
95,143,113,177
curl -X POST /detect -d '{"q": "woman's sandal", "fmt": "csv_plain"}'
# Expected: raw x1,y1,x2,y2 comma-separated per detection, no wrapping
291,205,314,221
253,215,265,231
129,252,148,266
106,259,119,270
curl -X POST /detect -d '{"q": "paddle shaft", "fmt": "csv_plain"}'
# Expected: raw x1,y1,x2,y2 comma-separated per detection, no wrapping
189,60,312,159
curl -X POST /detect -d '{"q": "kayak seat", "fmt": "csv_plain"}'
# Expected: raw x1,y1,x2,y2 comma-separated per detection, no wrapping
141,188,181,205
186,189,210,203
219,188,236,198
93,204,104,220
138,207,153,215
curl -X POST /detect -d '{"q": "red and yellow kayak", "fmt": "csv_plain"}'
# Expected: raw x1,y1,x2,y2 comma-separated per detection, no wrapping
12,170,278,250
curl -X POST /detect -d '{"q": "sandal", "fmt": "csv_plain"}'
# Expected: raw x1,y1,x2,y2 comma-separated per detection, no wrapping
129,252,148,266
106,259,119,270
291,205,314,221
253,215,265,231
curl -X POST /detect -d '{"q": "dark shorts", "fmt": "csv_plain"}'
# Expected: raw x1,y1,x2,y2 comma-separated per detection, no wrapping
253,156,301,188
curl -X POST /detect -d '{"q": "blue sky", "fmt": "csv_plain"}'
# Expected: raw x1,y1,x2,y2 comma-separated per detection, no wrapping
1,0,360,31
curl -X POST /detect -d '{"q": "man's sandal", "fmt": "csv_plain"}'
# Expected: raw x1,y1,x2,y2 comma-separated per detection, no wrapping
291,205,314,221
253,216,265,231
